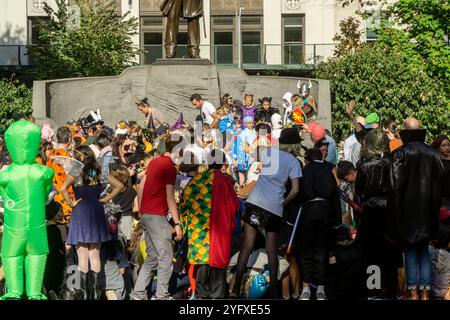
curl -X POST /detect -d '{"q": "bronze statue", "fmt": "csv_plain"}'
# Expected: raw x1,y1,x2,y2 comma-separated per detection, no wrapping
160,0,203,59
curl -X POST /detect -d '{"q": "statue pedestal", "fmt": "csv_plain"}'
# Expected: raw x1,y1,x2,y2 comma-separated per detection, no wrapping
153,58,212,65
33,63,331,133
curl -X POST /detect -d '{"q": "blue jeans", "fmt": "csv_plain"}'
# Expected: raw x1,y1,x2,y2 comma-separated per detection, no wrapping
404,243,432,290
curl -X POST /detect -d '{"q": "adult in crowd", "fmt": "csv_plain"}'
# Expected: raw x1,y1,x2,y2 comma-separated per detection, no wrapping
46,126,75,224
136,97,165,129
190,94,220,129
308,122,337,166
61,145,124,300
130,136,183,300
298,148,341,300
382,120,402,152
343,115,366,165
386,118,444,300
179,149,239,299
230,128,302,299
354,128,402,300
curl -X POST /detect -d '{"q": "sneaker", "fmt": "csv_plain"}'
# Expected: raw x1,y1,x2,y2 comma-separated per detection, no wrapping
299,290,311,301
368,293,386,300
130,293,148,300
316,291,327,301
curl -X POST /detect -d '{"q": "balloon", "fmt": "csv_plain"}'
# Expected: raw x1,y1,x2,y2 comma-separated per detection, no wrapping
241,266,270,299
0,120,55,300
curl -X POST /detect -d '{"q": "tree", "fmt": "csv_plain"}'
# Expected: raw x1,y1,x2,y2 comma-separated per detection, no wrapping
28,0,141,80
315,45,449,143
338,0,385,7
375,0,450,90
0,78,33,135
333,17,364,57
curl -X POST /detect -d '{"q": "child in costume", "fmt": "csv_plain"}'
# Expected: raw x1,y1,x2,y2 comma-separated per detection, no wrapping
239,94,257,129
234,117,256,187
217,96,234,134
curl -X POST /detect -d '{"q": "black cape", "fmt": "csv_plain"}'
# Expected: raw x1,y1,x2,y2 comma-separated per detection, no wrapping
386,130,444,245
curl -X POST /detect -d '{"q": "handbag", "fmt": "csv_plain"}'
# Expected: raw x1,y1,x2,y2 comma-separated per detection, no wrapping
103,202,119,234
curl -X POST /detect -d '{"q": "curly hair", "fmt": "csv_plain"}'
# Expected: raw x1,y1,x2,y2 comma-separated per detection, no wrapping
361,128,390,160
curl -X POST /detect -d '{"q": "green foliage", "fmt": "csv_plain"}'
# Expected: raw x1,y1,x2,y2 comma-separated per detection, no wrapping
28,0,141,80
376,0,450,90
338,0,386,8
0,78,33,135
315,45,449,143
319,0,450,142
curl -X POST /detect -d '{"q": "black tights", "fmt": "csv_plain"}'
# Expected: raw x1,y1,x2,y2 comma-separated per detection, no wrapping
231,223,279,299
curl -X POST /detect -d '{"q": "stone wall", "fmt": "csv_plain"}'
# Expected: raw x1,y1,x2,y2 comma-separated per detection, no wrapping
33,63,331,132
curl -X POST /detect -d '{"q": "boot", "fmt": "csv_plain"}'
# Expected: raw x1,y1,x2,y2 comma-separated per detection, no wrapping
420,289,430,301
229,274,243,299
404,288,419,300
187,47,200,59
88,271,100,300
76,272,88,300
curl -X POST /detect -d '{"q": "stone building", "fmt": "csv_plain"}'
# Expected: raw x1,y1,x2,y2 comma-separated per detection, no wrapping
1,0,395,68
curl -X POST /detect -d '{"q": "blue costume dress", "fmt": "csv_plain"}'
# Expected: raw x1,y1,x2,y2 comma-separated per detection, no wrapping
67,177,111,245
218,114,234,133
232,128,249,172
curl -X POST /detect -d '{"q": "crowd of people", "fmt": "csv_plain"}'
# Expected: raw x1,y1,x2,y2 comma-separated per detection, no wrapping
0,84,449,301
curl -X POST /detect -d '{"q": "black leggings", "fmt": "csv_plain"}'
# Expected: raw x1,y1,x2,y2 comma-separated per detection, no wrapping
231,223,279,299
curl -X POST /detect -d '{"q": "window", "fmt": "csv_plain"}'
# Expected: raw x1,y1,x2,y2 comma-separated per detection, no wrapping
366,10,390,42
143,32,163,64
214,32,233,64
212,15,262,65
242,31,261,64
283,15,304,64
174,32,188,58
28,17,49,45
141,17,164,64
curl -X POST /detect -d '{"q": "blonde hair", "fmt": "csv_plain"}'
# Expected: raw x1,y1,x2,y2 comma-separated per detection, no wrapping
244,94,254,105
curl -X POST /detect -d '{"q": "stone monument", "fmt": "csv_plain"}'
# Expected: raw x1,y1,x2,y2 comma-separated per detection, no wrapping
32,64,332,133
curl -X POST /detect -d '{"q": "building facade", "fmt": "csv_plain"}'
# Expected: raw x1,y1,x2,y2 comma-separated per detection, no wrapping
0,0,395,68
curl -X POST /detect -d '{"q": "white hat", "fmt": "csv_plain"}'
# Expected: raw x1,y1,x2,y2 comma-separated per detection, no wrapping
271,113,283,130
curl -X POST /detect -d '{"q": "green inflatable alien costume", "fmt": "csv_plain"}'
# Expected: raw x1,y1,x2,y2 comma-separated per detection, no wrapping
0,121,54,300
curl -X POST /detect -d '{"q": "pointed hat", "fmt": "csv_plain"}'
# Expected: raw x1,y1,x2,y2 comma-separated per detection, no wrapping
171,112,184,130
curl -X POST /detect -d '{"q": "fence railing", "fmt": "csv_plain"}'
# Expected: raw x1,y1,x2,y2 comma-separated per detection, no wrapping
142,43,336,66
1,43,337,67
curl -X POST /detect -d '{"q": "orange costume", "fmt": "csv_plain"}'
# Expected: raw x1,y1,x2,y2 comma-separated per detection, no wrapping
46,147,75,223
